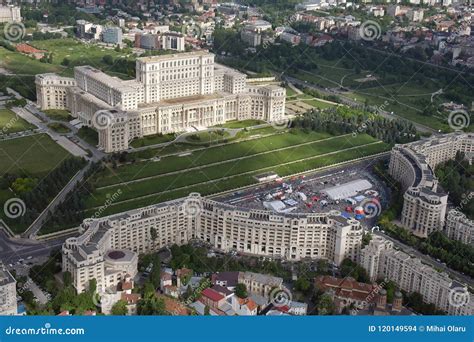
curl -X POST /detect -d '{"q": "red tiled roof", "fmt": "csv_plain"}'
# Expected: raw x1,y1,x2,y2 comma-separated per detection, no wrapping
121,293,141,305
201,288,224,302
315,276,378,302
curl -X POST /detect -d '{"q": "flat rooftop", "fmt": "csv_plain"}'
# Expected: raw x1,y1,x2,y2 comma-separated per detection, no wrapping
137,50,213,63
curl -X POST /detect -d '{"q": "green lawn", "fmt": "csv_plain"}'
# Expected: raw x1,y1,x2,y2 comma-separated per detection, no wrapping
43,109,72,121
0,47,62,75
30,39,133,78
185,130,231,143
77,127,98,147
130,133,176,148
303,99,336,110
95,129,333,187
0,134,71,177
84,138,389,217
0,109,35,134
286,86,298,97
48,122,70,133
215,119,266,129
87,132,383,208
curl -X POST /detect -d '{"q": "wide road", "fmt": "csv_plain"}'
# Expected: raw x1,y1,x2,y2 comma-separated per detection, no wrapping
0,231,69,265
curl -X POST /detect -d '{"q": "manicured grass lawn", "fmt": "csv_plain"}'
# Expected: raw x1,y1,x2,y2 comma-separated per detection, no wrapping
185,130,231,143
84,140,389,217
77,127,98,147
130,133,176,148
43,109,72,121
216,119,266,129
95,129,333,187
87,133,381,207
0,134,71,177
0,109,35,134
48,122,70,133
303,99,336,110
286,86,297,97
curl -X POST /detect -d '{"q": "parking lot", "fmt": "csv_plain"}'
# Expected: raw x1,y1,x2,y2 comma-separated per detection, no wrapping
216,160,390,226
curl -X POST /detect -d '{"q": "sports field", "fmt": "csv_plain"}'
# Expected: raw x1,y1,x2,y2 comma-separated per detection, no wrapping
84,130,389,217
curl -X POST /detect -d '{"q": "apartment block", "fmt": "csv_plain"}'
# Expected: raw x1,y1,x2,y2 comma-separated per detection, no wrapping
62,193,363,294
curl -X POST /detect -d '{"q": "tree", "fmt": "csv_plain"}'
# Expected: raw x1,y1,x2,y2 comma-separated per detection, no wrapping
295,277,311,293
111,300,128,315
102,55,114,65
317,293,335,315
61,57,70,66
234,283,248,299
149,255,161,289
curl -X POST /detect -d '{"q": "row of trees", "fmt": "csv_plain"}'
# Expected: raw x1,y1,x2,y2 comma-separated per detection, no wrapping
1,157,86,229
292,107,418,145
42,161,102,234
435,152,473,219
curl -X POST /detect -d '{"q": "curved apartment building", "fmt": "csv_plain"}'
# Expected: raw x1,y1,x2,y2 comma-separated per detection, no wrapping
62,193,363,293
389,133,473,237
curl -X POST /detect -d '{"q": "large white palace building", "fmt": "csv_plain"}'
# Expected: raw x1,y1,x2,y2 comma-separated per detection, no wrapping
62,194,363,294
36,51,286,152
388,132,473,238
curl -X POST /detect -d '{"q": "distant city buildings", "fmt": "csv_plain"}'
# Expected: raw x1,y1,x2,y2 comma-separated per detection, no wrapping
102,26,123,45
0,5,21,23
134,32,185,51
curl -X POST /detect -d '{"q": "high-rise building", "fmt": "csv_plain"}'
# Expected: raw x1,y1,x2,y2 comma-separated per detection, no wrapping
389,133,473,238
445,210,474,245
360,236,473,315
0,263,17,316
